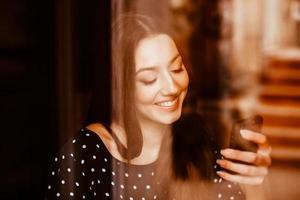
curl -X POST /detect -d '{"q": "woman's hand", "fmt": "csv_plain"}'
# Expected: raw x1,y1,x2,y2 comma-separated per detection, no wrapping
216,129,272,185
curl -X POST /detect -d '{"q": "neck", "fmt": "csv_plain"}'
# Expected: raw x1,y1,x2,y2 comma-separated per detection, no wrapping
136,117,170,163
139,118,169,150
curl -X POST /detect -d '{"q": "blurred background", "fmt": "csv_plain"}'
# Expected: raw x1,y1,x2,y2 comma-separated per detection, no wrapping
0,0,300,199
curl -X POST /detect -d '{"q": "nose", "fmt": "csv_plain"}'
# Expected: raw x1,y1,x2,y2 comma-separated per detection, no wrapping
160,73,179,96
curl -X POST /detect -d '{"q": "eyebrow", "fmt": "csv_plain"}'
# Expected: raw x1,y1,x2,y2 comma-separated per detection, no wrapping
136,54,181,75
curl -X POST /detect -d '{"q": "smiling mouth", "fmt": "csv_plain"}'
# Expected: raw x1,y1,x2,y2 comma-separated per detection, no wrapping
155,98,179,107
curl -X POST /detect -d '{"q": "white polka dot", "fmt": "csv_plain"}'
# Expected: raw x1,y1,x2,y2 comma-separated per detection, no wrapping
154,195,157,199
82,145,86,149
61,155,65,159
120,184,124,189
228,184,232,188
105,193,110,197
218,178,222,183
81,160,85,164
102,168,106,172
218,193,222,198
125,173,129,177
151,172,154,176
70,153,74,157
214,178,218,183
89,186,92,190
230,196,235,200
61,180,65,184
111,181,115,186
56,193,60,197
67,168,71,172
97,179,100,184
51,171,55,176
120,194,123,199
129,197,133,200
86,133,90,136
54,157,58,162
47,185,51,190
133,185,137,190
82,172,85,176
70,192,74,196
96,144,100,148
75,182,79,187
138,173,142,178
58,168,60,172
72,139,76,143
214,165,217,169
82,195,86,199
142,198,145,200
146,185,151,189
94,192,97,196
112,171,116,176
104,158,108,162
91,168,95,172
91,181,94,185
238,191,242,195
93,155,96,159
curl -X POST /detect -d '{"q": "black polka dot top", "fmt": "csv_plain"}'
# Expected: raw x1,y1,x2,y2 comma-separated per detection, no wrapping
45,128,246,200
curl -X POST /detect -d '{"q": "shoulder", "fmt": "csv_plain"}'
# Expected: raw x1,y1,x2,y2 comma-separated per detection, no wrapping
45,127,112,199
85,123,116,153
85,123,112,143
50,128,109,165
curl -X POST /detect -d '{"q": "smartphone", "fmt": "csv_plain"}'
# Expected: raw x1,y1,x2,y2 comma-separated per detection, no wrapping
229,115,263,152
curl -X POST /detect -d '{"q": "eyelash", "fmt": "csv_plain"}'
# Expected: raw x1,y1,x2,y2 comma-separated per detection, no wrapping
171,68,183,73
141,78,157,85
171,63,184,73
139,63,183,85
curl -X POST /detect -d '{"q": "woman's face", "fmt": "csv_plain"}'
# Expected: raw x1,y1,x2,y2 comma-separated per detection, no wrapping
134,34,189,125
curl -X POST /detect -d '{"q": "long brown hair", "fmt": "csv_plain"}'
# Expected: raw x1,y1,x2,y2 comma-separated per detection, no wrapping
111,14,159,159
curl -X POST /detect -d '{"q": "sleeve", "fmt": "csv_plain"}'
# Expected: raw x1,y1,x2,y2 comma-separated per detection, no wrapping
44,133,93,200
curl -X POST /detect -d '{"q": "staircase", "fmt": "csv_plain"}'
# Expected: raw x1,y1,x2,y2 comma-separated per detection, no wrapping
255,48,300,161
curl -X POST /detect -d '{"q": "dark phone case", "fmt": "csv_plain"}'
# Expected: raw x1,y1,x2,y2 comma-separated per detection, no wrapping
229,115,263,152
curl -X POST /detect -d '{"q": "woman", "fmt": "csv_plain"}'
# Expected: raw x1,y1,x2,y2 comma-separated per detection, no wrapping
45,15,271,200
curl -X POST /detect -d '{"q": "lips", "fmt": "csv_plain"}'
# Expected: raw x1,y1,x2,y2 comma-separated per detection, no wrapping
154,97,179,110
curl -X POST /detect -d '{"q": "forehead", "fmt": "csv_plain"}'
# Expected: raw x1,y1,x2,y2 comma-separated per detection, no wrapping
135,34,179,71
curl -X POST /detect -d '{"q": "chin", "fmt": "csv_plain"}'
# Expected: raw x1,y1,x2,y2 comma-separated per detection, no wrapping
155,109,182,125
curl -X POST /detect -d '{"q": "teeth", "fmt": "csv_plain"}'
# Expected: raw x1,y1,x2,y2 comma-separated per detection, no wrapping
157,99,177,107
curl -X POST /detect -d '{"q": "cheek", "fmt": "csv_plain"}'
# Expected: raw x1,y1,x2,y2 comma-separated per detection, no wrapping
176,71,189,91
135,84,158,105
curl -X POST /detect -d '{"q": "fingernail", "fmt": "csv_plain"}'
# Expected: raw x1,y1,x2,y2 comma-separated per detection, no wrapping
216,171,224,176
220,149,227,155
220,150,225,155
216,159,225,166
240,129,250,138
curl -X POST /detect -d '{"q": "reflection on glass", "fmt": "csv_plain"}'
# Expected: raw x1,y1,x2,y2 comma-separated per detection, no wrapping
45,0,300,199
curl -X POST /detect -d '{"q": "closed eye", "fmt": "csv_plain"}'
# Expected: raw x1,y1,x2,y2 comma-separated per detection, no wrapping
171,67,184,73
140,78,157,85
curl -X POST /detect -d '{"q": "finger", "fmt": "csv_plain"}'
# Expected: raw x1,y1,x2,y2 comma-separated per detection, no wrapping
216,171,265,185
240,129,266,144
216,159,268,176
221,148,271,166
241,129,272,154
241,130,272,155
